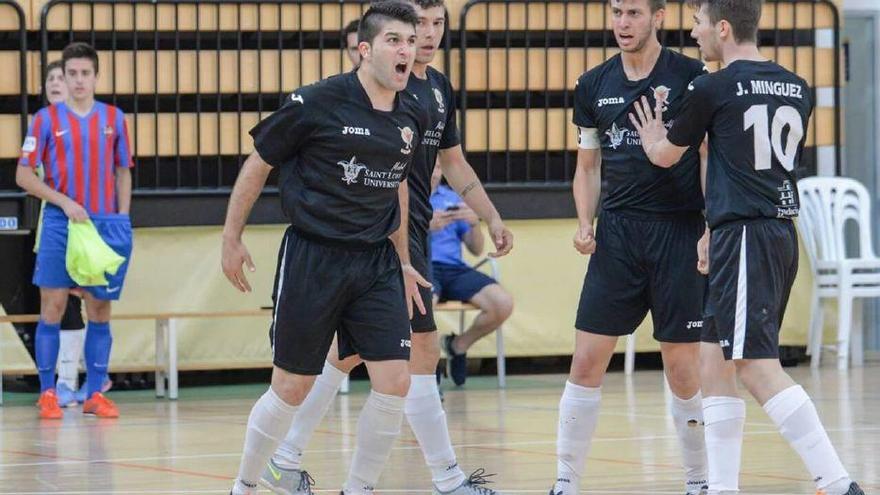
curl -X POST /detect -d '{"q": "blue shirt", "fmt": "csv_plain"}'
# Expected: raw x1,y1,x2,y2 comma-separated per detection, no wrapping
429,185,470,266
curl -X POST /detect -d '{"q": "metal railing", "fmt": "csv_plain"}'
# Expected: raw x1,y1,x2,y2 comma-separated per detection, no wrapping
38,0,373,192
457,0,841,184
0,0,843,196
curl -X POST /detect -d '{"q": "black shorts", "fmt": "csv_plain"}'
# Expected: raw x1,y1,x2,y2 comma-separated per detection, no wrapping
410,237,436,333
575,209,706,343
701,219,798,360
60,295,84,330
269,228,411,375
432,262,497,302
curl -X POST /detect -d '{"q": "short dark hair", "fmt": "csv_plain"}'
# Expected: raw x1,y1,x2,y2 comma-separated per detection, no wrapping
687,0,762,43
410,0,445,9
62,42,99,74
358,1,418,45
342,19,359,48
45,60,64,76
609,0,666,14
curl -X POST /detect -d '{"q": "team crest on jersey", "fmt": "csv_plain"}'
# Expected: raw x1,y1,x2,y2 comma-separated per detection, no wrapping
652,85,671,111
605,123,628,149
433,87,446,113
21,136,36,153
399,126,414,155
338,156,368,185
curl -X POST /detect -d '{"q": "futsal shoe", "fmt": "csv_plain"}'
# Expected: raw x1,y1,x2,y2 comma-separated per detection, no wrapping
435,468,502,494
75,378,113,403
817,482,865,495
37,390,64,419
259,458,316,494
82,392,119,418
55,382,78,408
686,483,708,495
443,334,468,386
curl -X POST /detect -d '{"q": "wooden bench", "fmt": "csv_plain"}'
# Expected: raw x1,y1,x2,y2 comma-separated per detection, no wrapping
0,309,271,404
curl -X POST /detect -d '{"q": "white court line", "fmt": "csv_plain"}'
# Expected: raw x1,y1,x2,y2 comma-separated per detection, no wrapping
2,425,876,469
0,491,811,495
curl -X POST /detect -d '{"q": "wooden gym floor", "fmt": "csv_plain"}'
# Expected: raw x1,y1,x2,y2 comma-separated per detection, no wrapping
1,364,878,494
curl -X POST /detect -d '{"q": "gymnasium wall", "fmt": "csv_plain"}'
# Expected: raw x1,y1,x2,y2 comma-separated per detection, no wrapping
2,221,824,372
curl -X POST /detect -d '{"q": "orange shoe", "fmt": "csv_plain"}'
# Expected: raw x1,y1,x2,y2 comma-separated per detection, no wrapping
37,390,64,419
82,392,119,418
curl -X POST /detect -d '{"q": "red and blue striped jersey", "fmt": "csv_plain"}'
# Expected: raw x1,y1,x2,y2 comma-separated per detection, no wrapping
19,101,133,215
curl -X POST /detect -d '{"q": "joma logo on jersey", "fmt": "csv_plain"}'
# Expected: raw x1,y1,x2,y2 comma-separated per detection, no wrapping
597,97,625,107
342,126,371,136
686,320,703,330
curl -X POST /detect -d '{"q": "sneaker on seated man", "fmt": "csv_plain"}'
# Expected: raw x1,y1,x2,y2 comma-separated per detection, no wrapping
430,169,513,386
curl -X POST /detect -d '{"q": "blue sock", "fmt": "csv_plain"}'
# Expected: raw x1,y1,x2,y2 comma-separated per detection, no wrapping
35,320,62,392
84,321,112,398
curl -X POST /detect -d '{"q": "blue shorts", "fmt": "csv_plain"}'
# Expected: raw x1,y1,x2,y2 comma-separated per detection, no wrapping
34,205,133,301
431,262,497,302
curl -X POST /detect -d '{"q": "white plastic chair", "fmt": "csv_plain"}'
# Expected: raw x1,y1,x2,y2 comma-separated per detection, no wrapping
797,176,880,370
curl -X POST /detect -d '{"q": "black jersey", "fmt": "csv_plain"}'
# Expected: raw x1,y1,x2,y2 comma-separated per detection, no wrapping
405,66,461,247
573,48,707,215
667,60,814,229
250,71,429,246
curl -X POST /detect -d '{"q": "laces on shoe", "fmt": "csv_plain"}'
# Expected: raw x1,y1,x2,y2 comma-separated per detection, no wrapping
464,468,497,494
298,470,316,493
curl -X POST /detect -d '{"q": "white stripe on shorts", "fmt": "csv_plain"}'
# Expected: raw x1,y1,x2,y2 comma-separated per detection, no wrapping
271,235,290,359
732,225,748,360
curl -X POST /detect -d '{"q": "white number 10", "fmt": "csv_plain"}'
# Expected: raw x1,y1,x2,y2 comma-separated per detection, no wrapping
743,104,804,171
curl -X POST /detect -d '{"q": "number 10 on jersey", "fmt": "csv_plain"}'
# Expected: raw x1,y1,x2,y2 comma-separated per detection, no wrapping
743,104,804,171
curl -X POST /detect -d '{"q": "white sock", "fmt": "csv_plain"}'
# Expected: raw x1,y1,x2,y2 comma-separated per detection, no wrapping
763,385,851,493
405,374,465,492
703,396,745,493
671,391,708,493
236,388,299,487
555,381,601,495
344,391,405,495
273,361,347,470
56,328,85,389
231,478,258,495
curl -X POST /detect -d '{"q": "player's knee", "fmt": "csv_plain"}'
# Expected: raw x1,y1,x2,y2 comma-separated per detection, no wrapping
270,377,311,406
409,333,441,372
665,359,700,393
569,353,606,387
373,371,411,397
734,359,777,391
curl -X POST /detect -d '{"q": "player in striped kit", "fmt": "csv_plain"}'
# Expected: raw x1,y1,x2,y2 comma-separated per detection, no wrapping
17,42,134,419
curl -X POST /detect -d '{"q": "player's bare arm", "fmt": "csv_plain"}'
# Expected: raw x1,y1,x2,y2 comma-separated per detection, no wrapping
115,167,132,215
572,137,601,255
628,95,689,168
15,166,88,222
438,145,513,257
221,150,271,293
697,138,709,274
390,178,431,317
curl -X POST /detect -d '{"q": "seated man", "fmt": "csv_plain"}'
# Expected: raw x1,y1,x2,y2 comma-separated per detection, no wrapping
430,170,513,386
